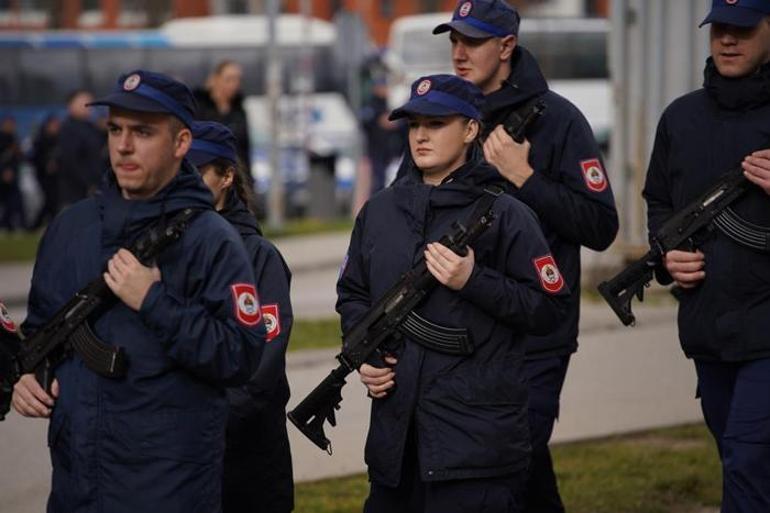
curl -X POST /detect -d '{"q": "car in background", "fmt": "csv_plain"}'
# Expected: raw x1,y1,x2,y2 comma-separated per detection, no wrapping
384,14,611,149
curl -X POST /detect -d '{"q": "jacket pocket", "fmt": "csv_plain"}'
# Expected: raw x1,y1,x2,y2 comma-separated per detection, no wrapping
419,356,529,473
48,410,73,472
106,407,224,465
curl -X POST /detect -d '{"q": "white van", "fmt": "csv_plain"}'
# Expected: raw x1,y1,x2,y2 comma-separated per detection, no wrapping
385,14,611,148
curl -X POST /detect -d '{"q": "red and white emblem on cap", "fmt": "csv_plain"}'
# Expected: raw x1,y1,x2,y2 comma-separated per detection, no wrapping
533,255,565,294
580,158,608,193
416,79,432,96
0,301,16,333
458,1,473,17
123,73,141,92
726,0,738,5
261,304,281,342
231,284,262,327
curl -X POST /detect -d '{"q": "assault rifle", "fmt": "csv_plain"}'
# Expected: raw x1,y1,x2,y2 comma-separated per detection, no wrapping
288,100,546,454
598,167,751,326
0,302,21,420
0,208,200,418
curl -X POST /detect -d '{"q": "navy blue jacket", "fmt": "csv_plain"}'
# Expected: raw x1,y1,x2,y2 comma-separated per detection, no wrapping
483,46,618,358
643,59,770,362
337,157,569,486
221,191,293,417
56,117,105,205
23,162,265,513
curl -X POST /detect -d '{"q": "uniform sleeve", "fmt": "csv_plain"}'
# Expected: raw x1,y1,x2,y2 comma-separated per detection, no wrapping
138,236,265,387
22,219,62,337
641,114,675,285
515,112,618,251
335,206,372,337
234,244,293,411
458,202,570,334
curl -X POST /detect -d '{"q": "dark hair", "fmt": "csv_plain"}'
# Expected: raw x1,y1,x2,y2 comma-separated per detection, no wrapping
66,89,91,105
213,60,240,76
207,157,258,216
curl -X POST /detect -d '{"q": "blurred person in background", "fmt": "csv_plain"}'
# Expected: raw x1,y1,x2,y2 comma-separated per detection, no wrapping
195,61,252,177
56,90,106,207
643,1,770,511
30,114,61,229
0,116,26,232
359,62,406,195
189,121,294,513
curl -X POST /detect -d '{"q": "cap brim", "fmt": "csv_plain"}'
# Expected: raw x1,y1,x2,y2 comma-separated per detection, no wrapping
432,20,496,39
389,97,465,121
88,91,172,115
699,6,765,27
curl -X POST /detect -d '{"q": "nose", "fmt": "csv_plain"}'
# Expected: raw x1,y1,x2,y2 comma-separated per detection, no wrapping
116,131,133,154
452,41,467,62
414,124,429,142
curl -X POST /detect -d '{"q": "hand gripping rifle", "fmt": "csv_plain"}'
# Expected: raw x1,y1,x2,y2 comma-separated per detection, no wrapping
7,208,200,399
288,100,546,454
598,167,752,326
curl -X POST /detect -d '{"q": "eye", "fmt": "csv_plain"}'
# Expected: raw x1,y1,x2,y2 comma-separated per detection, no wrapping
428,120,445,128
407,120,419,129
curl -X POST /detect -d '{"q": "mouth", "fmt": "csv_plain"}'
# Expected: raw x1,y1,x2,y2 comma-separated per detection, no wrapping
455,67,471,76
415,148,432,155
116,163,140,172
720,52,742,59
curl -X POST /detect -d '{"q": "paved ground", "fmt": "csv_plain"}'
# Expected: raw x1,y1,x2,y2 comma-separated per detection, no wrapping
0,233,711,511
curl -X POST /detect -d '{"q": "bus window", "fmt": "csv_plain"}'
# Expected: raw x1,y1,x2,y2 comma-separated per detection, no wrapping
523,31,608,81
19,48,82,104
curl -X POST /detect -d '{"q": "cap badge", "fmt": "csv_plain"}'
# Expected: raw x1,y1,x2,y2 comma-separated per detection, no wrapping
725,0,738,4
458,1,473,17
416,79,432,96
123,73,141,92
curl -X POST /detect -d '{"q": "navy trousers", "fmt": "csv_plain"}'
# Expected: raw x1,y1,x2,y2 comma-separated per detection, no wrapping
522,355,570,513
695,358,770,513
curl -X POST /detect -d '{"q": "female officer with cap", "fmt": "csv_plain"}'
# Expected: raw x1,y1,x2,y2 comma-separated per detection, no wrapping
337,74,569,513
644,1,770,511
188,121,294,513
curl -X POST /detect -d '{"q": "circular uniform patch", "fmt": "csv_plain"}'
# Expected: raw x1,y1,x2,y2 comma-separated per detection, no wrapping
261,304,281,342
533,255,565,294
231,283,262,327
123,73,141,92
580,158,608,193
458,1,473,17
416,79,432,96
0,301,16,333
726,0,738,5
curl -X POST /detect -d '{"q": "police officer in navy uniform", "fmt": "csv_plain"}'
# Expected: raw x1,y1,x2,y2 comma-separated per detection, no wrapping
340,74,569,513
12,70,265,513
422,2,618,511
643,2,770,511
188,121,295,513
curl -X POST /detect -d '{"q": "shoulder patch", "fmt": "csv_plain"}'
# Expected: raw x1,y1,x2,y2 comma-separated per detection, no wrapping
231,284,262,327
0,301,16,333
261,304,281,342
580,158,608,193
533,255,565,294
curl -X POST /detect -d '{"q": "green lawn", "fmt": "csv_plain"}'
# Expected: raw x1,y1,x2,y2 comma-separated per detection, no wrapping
0,218,353,263
295,424,721,513
289,318,341,353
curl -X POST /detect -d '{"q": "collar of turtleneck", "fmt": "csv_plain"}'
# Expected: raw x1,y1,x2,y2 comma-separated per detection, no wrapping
703,57,770,111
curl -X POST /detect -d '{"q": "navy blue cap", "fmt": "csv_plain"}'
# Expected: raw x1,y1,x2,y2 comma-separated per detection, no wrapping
89,70,197,128
188,121,238,167
700,0,770,27
389,74,484,121
433,0,520,39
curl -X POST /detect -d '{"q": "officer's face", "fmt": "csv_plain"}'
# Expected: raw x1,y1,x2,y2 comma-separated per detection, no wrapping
450,31,516,94
710,18,770,78
408,114,478,183
107,109,192,200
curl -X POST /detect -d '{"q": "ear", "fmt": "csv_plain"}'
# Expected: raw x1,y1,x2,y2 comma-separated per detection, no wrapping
222,167,235,190
173,127,192,159
464,119,480,143
500,35,517,61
